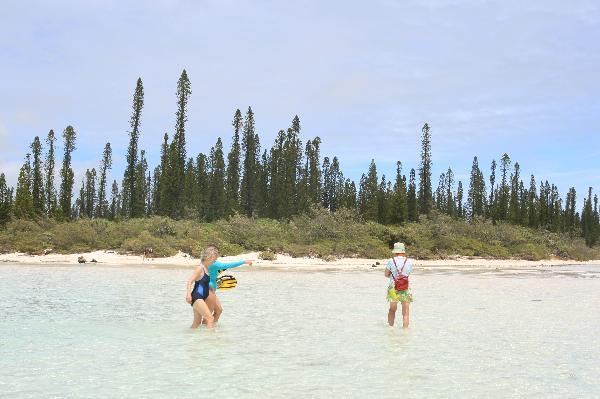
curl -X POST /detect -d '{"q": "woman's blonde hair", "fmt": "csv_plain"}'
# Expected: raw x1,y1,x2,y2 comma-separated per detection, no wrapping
201,246,219,263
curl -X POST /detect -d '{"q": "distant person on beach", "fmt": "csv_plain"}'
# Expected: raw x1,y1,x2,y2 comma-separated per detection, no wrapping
385,242,413,328
185,246,252,328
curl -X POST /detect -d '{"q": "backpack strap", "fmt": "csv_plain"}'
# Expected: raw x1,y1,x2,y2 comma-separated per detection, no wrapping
391,256,408,279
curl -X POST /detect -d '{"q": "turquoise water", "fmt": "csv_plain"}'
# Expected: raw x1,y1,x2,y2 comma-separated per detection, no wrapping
1,264,599,398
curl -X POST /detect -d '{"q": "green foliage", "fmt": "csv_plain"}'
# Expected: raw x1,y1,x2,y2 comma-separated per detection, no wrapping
1,213,599,260
258,250,277,260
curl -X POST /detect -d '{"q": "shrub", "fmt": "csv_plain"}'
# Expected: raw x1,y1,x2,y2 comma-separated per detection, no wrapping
258,250,277,260
120,230,176,257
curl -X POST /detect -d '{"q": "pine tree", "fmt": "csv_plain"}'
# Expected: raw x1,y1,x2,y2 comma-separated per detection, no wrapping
97,143,112,218
240,107,258,217
306,137,322,205
390,161,408,224
156,133,170,215
329,157,343,212
321,156,331,210
44,130,57,217
435,172,446,213
0,173,13,226
498,153,511,221
255,150,271,217
195,153,209,219
146,170,154,216
76,177,85,219
30,136,44,216
281,116,303,217
456,181,464,218
58,126,76,219
151,166,161,215
225,109,242,215
109,180,121,220
549,184,562,232
170,70,192,219
135,150,149,217
407,168,418,222
122,78,144,218
508,162,521,223
207,138,226,221
539,181,549,228
343,179,357,210
83,168,97,218
582,187,596,246
359,160,379,220
268,130,285,218
377,175,390,224
488,159,497,222
14,154,34,219
527,175,538,228
183,157,197,218
518,181,528,226
445,167,455,217
564,187,577,234
467,156,486,219
146,171,152,216
418,123,433,215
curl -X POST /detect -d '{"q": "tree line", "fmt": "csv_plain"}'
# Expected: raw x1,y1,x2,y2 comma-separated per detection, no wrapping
0,70,598,247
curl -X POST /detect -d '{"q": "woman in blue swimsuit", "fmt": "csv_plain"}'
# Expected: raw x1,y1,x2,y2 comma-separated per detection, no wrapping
185,246,251,328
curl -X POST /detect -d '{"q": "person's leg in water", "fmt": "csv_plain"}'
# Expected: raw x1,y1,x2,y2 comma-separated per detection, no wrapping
201,291,218,324
401,301,410,328
191,299,215,328
388,301,398,326
212,293,223,323
203,290,223,323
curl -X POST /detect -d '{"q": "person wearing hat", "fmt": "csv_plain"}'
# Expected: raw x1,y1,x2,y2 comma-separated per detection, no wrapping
385,242,413,328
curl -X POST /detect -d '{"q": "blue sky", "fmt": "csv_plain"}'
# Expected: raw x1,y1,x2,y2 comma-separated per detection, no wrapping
1,0,599,205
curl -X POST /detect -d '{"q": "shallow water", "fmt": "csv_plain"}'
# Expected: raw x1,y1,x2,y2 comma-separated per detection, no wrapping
1,264,599,398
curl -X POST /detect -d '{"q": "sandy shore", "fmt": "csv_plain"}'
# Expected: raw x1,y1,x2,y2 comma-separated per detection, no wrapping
1,250,598,270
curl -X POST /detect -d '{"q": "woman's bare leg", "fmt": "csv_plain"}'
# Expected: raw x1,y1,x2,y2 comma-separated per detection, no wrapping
401,302,410,328
202,292,217,324
212,295,223,323
388,302,398,326
192,299,215,328
191,307,203,329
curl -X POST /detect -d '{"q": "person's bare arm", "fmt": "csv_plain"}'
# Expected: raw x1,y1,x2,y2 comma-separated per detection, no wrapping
384,268,391,278
186,266,203,303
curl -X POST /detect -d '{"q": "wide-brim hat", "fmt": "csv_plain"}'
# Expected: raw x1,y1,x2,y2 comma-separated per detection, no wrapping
392,242,406,254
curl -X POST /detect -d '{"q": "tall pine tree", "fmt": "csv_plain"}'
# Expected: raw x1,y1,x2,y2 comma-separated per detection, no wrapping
407,168,418,222
240,107,258,217
14,154,34,219
30,136,44,216
0,173,12,226
225,109,242,215
96,143,112,218
44,130,57,216
58,126,76,219
418,123,433,215
123,78,144,218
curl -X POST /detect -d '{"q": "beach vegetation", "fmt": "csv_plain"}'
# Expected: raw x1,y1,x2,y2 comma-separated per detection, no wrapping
0,70,599,257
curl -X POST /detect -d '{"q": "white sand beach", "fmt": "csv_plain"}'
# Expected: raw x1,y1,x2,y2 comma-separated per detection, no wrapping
1,250,598,270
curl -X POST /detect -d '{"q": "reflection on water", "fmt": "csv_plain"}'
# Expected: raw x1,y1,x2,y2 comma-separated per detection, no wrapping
1,264,599,398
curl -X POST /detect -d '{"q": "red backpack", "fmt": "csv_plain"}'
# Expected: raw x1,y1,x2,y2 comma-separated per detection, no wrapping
391,257,409,291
